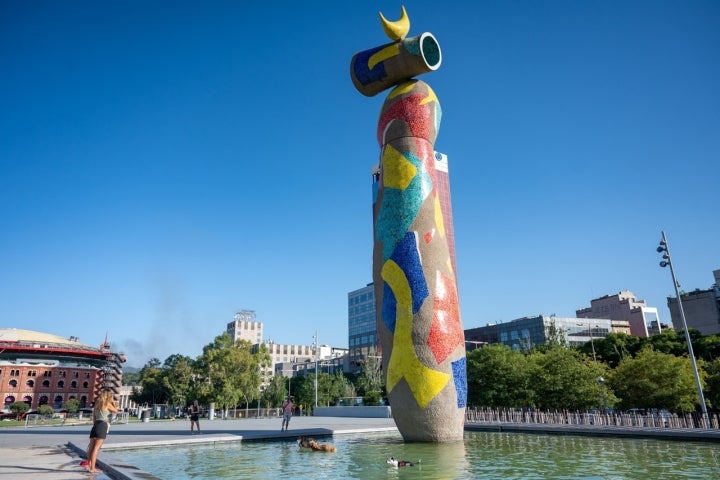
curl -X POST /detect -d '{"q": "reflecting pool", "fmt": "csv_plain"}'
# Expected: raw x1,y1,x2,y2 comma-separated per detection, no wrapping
109,431,720,479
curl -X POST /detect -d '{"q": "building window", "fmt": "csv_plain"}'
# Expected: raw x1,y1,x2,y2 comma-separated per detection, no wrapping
70,381,78,389
28,370,37,377
9,380,18,388
26,380,34,388
58,381,65,388
44,371,52,377
42,380,50,388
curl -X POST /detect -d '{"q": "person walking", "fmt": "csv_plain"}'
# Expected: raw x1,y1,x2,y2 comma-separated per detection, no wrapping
86,389,119,474
281,396,294,431
189,400,201,434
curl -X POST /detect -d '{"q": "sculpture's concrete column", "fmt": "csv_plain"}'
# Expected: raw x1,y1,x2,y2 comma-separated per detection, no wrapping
350,7,466,442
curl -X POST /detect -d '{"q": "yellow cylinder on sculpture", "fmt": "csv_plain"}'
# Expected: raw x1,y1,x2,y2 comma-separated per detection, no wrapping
350,6,467,443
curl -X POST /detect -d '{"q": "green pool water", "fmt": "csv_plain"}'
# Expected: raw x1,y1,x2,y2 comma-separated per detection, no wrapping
109,430,720,479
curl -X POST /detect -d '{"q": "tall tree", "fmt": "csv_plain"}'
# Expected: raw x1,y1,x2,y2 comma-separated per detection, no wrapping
466,344,532,408
262,375,287,409
529,347,611,410
589,333,643,368
355,348,384,397
609,348,700,411
195,334,262,418
696,334,720,362
541,315,567,350
161,354,195,410
703,357,720,409
131,358,168,406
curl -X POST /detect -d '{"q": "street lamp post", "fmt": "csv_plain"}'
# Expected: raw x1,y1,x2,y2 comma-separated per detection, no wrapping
577,322,597,361
313,331,318,408
287,356,295,398
657,230,709,425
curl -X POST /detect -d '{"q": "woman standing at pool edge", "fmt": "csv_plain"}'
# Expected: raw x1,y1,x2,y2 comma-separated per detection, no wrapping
189,400,201,433
87,389,119,473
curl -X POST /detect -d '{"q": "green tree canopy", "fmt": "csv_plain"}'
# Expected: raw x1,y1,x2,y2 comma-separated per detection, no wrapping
583,332,643,368
161,354,196,408
609,348,700,411
467,344,533,408
130,357,168,406
354,349,384,398
9,401,29,416
703,357,720,410
64,398,81,413
195,334,262,416
262,375,287,408
528,347,611,410
37,404,54,416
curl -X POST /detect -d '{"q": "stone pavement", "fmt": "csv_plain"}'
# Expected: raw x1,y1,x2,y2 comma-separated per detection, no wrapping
0,436,111,480
1,416,719,480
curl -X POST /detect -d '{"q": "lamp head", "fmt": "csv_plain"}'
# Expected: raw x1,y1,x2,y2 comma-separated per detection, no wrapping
656,246,666,253
659,261,669,268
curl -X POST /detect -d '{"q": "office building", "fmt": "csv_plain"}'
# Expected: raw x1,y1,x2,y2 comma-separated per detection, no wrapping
576,291,660,337
667,269,720,335
348,283,379,374
464,315,614,351
226,310,263,345
226,310,348,387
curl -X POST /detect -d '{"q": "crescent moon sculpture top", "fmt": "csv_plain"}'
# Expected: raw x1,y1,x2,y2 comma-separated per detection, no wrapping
379,6,410,41
349,6,441,97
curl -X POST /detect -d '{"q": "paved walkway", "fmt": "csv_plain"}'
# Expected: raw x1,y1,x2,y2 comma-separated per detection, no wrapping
1,416,719,480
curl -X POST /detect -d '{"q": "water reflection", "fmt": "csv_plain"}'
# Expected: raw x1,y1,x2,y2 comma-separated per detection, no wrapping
110,431,720,479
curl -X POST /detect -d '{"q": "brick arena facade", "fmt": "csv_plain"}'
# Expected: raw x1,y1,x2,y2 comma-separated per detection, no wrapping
0,328,124,411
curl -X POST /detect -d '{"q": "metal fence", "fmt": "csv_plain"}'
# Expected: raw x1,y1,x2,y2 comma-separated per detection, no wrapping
24,411,130,428
465,407,720,430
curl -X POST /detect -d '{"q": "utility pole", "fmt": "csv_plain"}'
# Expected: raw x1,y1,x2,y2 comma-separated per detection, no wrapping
313,331,318,408
657,230,708,425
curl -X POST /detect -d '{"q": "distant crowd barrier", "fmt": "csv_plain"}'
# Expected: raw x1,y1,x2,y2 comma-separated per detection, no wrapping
465,407,720,430
313,406,392,418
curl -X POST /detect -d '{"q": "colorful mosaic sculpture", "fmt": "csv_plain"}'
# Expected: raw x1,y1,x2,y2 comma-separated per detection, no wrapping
350,6,466,442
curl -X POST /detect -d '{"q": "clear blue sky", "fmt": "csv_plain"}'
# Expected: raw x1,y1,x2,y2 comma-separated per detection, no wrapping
2,1,718,368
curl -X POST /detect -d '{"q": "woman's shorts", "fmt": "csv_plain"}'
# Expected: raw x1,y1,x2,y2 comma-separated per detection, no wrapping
90,420,109,439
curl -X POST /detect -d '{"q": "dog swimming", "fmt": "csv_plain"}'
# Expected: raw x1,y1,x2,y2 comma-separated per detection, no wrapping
297,436,337,452
387,457,419,467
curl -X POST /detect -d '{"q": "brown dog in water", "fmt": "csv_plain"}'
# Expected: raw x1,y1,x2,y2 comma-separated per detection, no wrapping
297,436,337,452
